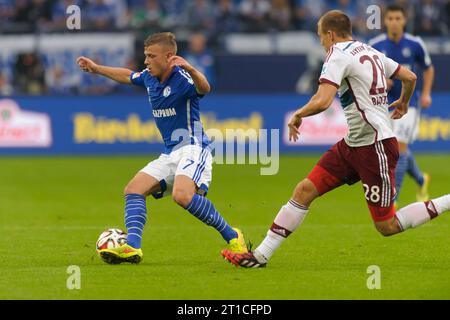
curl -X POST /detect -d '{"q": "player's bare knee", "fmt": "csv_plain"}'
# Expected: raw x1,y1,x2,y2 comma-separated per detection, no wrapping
292,179,318,206
376,227,393,237
123,184,134,195
172,189,194,208
375,223,398,237
123,183,145,196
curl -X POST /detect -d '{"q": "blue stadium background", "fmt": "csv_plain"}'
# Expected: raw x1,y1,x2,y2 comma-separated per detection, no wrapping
0,0,449,154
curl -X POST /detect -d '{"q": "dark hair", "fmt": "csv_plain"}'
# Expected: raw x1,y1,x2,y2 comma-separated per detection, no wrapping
144,32,177,53
319,10,352,37
385,4,406,17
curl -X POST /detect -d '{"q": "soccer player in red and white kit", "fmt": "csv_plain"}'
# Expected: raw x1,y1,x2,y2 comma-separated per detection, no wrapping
221,10,450,268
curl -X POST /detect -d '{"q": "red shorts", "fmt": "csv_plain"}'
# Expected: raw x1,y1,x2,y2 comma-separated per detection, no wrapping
307,138,399,222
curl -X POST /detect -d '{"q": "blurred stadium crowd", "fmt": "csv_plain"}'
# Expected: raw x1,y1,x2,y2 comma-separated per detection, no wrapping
1,0,449,36
0,0,449,95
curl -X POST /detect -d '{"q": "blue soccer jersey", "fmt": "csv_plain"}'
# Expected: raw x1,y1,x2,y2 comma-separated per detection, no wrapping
130,66,210,154
369,33,432,107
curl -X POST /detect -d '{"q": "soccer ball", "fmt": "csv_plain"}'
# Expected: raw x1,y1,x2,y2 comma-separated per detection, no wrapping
96,228,127,252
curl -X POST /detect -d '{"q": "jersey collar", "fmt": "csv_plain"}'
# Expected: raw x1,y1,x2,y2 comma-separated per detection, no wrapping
157,66,179,87
387,32,404,44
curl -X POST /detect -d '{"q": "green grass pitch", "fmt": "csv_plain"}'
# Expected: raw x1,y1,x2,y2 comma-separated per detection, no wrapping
1,154,449,299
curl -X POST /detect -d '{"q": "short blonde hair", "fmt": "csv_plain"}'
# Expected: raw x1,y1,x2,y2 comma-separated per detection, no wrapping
144,32,177,54
318,10,352,37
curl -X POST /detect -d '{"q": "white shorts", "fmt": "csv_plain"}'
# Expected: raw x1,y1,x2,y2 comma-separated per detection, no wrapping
140,144,212,199
392,107,420,144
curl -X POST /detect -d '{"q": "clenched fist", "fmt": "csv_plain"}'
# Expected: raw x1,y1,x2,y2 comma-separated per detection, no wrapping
77,56,98,73
168,55,193,72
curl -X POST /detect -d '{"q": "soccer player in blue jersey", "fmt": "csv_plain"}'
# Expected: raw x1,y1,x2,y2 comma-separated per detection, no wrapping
369,4,434,205
77,32,248,264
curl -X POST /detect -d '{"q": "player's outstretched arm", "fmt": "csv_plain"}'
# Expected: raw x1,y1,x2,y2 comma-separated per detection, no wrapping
168,56,211,95
76,56,133,84
287,83,337,141
390,66,417,119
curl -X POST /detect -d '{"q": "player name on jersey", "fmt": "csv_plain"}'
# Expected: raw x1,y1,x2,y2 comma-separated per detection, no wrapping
152,107,177,118
371,95,389,107
349,44,366,56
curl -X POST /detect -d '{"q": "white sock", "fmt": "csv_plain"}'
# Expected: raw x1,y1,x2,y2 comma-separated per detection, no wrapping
395,194,450,230
431,194,450,213
254,199,308,263
253,230,285,264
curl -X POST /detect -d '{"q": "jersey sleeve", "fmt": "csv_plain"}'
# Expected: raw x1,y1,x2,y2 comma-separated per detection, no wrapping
415,36,432,69
129,69,148,88
177,68,204,99
318,48,350,89
381,53,401,79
